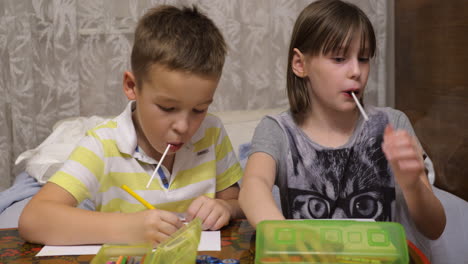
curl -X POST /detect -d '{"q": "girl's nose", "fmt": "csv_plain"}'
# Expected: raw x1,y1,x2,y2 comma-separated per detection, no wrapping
348,59,361,79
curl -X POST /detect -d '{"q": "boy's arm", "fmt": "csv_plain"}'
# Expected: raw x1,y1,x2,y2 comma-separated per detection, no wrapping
19,182,182,245
239,152,285,228
185,184,243,231
215,183,244,219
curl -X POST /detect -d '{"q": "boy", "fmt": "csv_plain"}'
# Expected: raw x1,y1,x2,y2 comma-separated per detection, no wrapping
19,5,243,246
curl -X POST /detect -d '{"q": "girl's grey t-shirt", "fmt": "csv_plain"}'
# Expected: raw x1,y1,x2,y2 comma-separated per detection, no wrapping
250,106,430,222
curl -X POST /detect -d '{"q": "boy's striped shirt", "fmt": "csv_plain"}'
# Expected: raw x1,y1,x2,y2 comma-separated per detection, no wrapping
49,101,242,213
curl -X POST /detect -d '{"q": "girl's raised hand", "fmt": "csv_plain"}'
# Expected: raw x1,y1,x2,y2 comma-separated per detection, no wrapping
382,125,426,191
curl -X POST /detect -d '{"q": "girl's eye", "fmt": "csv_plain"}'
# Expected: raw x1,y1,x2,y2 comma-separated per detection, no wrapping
359,57,370,63
333,57,345,63
158,105,175,112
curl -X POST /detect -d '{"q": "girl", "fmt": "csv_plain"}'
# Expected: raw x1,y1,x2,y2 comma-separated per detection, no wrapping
239,0,445,241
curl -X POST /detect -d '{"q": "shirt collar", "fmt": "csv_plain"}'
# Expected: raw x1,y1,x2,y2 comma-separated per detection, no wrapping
113,101,139,157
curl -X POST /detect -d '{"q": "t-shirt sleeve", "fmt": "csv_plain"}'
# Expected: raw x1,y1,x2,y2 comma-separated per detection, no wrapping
213,118,243,192
387,108,418,138
48,132,104,204
250,116,287,166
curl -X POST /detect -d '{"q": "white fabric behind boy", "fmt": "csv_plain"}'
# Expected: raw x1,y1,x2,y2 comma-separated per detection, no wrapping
14,116,108,184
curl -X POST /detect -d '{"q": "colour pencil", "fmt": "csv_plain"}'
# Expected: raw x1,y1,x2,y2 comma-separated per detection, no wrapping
116,256,124,264
121,184,155,210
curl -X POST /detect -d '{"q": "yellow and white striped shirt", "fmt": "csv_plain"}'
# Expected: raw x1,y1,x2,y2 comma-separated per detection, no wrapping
49,101,242,213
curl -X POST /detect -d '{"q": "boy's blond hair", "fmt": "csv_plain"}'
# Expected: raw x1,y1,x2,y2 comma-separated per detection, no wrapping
287,0,376,124
131,5,227,87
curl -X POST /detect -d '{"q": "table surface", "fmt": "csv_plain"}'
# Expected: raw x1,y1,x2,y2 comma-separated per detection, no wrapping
0,219,427,264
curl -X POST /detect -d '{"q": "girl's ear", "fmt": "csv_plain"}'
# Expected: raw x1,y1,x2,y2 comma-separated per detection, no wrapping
123,71,138,100
291,48,307,78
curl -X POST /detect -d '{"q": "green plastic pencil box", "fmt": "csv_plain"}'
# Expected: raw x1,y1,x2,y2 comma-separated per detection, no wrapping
90,243,152,264
91,218,202,264
255,219,409,264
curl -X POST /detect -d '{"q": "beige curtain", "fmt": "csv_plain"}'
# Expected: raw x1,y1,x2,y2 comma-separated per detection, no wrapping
0,0,392,190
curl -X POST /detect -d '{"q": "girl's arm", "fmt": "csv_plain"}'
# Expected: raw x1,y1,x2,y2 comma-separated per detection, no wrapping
400,171,446,240
18,182,183,245
239,152,285,228
382,125,446,240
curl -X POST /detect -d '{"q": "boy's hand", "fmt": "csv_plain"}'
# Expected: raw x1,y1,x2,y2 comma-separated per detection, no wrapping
382,125,425,191
130,209,183,246
186,196,231,230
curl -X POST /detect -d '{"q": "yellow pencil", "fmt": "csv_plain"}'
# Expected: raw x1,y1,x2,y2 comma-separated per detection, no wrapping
121,184,155,210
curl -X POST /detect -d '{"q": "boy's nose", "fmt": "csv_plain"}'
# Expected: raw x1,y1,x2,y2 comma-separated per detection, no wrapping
172,114,190,135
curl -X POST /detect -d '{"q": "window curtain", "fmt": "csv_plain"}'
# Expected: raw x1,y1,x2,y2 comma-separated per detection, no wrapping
0,0,392,190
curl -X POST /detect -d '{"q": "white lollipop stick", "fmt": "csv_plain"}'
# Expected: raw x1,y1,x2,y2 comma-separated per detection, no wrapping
351,92,369,121
146,144,171,188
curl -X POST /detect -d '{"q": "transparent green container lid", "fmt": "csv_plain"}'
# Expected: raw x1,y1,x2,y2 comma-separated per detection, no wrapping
255,220,408,264
91,218,202,264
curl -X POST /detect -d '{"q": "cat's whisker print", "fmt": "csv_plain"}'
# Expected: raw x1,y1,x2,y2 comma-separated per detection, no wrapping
362,170,388,179
360,167,375,179
368,155,390,169
360,164,388,181
358,154,388,176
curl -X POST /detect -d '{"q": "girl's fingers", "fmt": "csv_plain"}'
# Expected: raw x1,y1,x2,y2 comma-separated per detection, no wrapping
384,124,394,136
397,160,424,172
382,130,421,160
391,148,419,160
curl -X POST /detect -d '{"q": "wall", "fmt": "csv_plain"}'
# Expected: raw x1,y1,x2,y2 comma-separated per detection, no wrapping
0,0,392,190
395,0,468,201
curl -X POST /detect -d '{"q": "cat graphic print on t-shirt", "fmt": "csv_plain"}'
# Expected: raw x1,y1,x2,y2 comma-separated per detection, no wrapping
273,111,395,221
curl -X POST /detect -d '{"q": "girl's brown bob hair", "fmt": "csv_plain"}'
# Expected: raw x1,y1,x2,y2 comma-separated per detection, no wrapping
287,0,376,124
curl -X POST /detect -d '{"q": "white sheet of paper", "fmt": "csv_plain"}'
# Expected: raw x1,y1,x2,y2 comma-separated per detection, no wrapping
36,230,221,257
36,245,101,256
198,231,221,251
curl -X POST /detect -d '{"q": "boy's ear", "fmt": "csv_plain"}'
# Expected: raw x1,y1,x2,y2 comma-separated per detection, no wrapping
291,48,307,78
123,71,138,100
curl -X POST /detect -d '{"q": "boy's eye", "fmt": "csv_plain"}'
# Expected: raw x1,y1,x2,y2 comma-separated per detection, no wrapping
157,105,175,112
193,108,207,114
